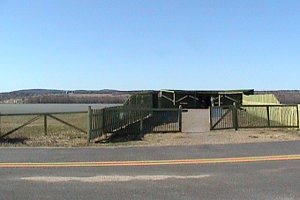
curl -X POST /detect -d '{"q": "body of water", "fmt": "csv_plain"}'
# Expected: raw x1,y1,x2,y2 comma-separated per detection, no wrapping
0,104,121,114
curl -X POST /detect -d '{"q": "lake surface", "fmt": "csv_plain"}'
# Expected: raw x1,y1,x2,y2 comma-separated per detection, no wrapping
0,104,121,114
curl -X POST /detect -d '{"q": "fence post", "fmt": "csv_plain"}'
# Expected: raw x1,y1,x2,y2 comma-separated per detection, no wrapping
233,103,238,131
209,106,212,130
178,105,182,132
266,106,270,127
0,112,1,136
44,115,48,135
100,109,104,137
297,104,300,129
87,106,92,144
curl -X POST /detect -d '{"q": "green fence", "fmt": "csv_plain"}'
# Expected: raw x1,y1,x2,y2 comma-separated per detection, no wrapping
123,93,154,108
88,107,182,142
238,105,299,128
210,106,235,130
242,94,280,105
0,112,87,141
210,104,299,130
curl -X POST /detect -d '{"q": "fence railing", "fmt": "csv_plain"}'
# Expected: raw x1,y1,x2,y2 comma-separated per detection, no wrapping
88,107,182,142
1,106,182,144
210,104,299,130
123,93,154,108
0,112,87,140
238,105,299,128
210,106,234,130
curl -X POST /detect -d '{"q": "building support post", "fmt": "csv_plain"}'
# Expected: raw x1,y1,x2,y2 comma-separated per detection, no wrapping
173,93,176,106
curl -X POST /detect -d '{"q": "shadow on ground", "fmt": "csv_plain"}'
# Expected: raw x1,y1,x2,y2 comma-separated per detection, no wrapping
0,137,28,144
94,132,144,144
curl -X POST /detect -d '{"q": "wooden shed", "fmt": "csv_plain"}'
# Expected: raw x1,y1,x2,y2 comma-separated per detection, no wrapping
155,89,254,109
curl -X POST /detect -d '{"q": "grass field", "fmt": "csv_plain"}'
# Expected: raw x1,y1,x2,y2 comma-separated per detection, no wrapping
0,103,121,146
0,113,88,146
0,103,119,114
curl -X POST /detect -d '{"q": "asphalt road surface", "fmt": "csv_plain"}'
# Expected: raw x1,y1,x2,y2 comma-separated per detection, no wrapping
1,141,300,200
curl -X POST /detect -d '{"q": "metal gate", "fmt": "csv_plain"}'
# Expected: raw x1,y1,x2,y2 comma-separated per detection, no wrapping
210,106,237,130
88,107,182,143
210,104,299,130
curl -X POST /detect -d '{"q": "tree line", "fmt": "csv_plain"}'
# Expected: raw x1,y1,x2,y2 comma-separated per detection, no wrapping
14,95,128,104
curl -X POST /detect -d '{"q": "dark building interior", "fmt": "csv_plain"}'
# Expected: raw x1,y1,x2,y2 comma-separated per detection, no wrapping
153,89,254,109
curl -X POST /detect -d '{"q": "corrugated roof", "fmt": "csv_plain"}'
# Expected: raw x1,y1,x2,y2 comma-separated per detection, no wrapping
160,89,254,95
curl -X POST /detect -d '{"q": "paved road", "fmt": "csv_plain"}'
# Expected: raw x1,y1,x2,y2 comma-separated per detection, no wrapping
1,141,300,199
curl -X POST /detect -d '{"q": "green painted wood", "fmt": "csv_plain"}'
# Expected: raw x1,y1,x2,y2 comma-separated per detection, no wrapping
242,104,298,108
87,106,92,143
44,115,47,136
0,115,41,139
297,105,300,128
0,111,87,117
88,105,182,141
47,114,87,134
211,107,233,130
233,104,238,131
212,104,299,130
178,106,182,132
0,113,2,136
266,106,270,127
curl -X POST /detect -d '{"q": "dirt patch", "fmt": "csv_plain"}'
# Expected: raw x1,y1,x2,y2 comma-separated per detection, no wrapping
1,129,300,147
182,109,210,133
0,131,87,147
105,128,300,147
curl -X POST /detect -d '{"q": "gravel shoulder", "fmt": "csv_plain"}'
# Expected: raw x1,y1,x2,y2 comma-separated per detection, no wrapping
1,128,300,147
120,129,300,147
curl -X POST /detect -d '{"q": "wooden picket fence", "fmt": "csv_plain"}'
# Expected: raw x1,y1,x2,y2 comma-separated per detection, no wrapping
210,104,299,130
87,106,182,142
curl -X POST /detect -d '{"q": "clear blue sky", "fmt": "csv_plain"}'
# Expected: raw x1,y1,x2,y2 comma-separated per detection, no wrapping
0,0,300,92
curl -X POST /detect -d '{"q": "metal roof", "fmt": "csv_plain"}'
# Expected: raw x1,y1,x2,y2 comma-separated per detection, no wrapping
159,89,254,95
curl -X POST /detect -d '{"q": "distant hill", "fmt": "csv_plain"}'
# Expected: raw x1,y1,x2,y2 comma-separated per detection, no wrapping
0,89,140,104
1,89,300,104
1,89,132,95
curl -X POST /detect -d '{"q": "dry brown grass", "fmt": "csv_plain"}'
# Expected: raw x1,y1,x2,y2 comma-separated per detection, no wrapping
0,113,87,147
96,129,300,147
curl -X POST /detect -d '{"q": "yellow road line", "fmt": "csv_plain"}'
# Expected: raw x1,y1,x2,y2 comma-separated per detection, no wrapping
1,154,300,168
